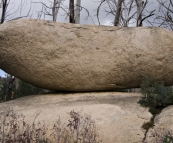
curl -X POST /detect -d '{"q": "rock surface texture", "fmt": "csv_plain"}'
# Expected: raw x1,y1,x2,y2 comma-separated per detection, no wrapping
0,19,173,91
154,105,173,130
0,92,151,143
145,106,173,142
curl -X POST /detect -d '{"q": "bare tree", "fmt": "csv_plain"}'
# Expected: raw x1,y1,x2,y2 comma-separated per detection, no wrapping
96,0,155,27
69,0,75,23
0,0,31,24
75,0,81,24
96,0,135,26
0,0,9,23
69,0,94,24
36,0,68,22
135,0,155,27
52,0,62,21
121,0,136,27
114,0,124,26
96,0,136,26
152,0,173,30
52,0,59,21
135,0,143,26
38,0,91,24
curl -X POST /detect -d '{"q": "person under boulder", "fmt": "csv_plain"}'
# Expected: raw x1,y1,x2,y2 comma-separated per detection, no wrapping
4,76,15,101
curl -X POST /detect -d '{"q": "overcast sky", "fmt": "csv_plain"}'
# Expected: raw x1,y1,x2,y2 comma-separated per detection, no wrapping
0,0,159,25
0,0,160,77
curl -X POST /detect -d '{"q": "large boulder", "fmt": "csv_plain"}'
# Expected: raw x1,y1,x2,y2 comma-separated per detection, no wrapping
0,92,151,143
0,19,173,91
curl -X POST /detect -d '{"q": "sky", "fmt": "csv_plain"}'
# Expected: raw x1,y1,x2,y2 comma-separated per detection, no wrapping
0,70,5,77
0,0,160,77
0,0,159,25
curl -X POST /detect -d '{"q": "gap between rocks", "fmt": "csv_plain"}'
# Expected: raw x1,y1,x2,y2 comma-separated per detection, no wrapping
141,107,164,142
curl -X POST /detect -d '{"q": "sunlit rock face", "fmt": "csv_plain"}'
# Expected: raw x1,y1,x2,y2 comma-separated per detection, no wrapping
0,92,152,143
0,18,173,91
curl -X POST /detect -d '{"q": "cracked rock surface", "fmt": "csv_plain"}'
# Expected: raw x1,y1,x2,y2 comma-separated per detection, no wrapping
0,92,151,143
145,105,173,143
0,19,173,91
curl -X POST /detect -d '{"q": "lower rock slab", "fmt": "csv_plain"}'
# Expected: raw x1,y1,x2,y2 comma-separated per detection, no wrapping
0,92,152,143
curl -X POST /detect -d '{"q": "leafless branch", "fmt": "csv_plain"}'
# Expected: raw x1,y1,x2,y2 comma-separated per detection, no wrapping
96,0,106,25
76,4,95,25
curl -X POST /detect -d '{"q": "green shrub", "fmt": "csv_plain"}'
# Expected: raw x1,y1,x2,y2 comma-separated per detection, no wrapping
16,80,46,97
139,76,173,134
38,139,52,143
141,121,154,131
139,76,173,108
163,135,173,143
149,107,161,116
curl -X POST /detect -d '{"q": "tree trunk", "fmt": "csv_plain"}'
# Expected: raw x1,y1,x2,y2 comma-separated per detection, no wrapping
52,0,61,21
69,0,75,23
114,0,124,26
135,0,143,27
1,0,8,24
75,0,81,24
